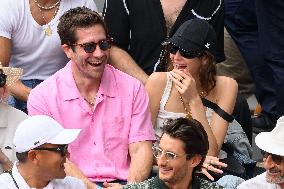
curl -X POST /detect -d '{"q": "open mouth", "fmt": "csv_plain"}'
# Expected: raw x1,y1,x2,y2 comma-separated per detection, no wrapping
87,60,103,67
174,64,187,70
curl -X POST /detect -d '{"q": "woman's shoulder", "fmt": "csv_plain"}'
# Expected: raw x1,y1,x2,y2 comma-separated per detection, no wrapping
215,76,238,90
146,72,168,93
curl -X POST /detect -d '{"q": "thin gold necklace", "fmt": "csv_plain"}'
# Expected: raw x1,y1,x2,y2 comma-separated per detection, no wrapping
33,0,60,10
37,2,60,36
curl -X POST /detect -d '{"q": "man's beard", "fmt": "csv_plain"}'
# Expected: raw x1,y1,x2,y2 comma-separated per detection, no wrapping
266,168,284,184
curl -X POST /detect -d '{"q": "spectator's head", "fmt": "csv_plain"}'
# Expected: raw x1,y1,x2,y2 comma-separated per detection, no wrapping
163,18,217,95
0,63,22,101
14,115,81,180
153,118,208,185
255,116,284,185
58,7,111,81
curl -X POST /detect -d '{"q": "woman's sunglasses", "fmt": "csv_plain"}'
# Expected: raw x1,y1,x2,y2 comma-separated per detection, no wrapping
72,38,112,53
168,44,203,59
0,69,7,88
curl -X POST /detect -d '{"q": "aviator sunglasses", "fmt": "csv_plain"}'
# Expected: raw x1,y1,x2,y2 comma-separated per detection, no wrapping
72,38,112,53
261,150,284,164
33,144,68,157
168,44,203,59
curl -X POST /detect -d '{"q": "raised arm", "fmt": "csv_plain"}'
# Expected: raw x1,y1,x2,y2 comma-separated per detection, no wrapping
109,46,148,85
209,76,238,152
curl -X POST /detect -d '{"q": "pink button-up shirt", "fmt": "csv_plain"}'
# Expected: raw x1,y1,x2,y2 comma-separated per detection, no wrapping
28,61,155,182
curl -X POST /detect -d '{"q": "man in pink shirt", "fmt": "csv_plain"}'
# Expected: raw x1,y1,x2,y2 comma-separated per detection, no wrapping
27,7,155,189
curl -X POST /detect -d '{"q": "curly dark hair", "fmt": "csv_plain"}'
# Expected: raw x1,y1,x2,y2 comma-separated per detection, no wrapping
57,7,108,46
162,118,209,171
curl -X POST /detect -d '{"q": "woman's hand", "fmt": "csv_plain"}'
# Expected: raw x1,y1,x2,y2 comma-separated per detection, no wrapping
201,156,227,181
169,69,200,103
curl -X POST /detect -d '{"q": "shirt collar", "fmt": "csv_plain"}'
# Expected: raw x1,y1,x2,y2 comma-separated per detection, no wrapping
61,62,117,101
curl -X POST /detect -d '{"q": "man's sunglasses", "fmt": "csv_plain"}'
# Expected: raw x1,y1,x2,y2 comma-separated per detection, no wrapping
33,144,68,157
72,38,112,53
168,44,202,59
261,150,284,164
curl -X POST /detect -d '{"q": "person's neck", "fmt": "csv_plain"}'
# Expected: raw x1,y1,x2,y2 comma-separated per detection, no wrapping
71,64,101,101
18,163,50,189
164,174,193,189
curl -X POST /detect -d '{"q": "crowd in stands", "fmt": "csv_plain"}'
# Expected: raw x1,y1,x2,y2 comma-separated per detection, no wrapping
0,0,284,189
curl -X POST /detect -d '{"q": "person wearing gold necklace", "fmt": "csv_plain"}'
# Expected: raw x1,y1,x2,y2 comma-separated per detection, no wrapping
145,19,239,181
0,0,97,113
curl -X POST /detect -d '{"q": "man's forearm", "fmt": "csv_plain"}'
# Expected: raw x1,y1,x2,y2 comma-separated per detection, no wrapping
128,142,153,182
109,46,148,85
7,80,31,101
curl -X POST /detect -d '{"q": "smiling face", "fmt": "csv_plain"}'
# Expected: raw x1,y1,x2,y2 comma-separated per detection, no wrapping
63,24,109,81
157,134,196,186
263,154,284,185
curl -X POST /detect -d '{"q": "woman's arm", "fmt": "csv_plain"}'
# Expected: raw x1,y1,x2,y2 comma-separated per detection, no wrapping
209,76,238,152
170,70,219,156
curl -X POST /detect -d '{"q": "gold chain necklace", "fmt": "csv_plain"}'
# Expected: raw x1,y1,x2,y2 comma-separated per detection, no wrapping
33,0,60,10
37,1,60,36
179,93,192,119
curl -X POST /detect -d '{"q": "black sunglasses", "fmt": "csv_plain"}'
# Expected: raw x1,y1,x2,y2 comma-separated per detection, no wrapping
0,69,7,88
168,44,202,59
261,150,284,164
33,144,68,157
72,38,112,53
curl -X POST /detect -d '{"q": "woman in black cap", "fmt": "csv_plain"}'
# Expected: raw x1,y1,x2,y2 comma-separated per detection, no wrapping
146,18,238,180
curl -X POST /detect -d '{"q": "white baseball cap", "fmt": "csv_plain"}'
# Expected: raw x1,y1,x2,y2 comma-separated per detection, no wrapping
14,115,81,153
255,116,284,156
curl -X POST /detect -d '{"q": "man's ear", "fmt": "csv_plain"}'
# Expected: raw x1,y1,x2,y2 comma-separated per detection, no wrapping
188,154,202,168
27,150,40,164
62,44,73,59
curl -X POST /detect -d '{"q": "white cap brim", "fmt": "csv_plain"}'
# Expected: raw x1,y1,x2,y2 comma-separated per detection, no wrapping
48,129,81,145
255,132,284,156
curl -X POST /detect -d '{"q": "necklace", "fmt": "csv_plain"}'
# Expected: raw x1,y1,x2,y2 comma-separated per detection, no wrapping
37,2,60,36
179,93,192,119
33,0,61,10
84,95,97,106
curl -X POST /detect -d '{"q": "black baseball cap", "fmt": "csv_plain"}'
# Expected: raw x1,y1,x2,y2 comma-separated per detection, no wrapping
163,18,217,55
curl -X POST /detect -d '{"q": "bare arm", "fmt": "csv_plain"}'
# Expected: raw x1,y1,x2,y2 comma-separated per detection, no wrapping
145,72,167,127
170,70,219,156
128,141,153,182
65,159,98,189
209,76,238,152
0,37,31,101
109,46,148,85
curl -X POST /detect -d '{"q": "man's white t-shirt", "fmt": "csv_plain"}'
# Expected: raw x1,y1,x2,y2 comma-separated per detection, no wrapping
0,0,97,80
237,172,281,189
0,163,87,189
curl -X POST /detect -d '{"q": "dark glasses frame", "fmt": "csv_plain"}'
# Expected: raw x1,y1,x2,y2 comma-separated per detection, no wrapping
168,44,203,59
0,69,7,88
72,38,113,53
261,150,284,164
33,144,68,157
